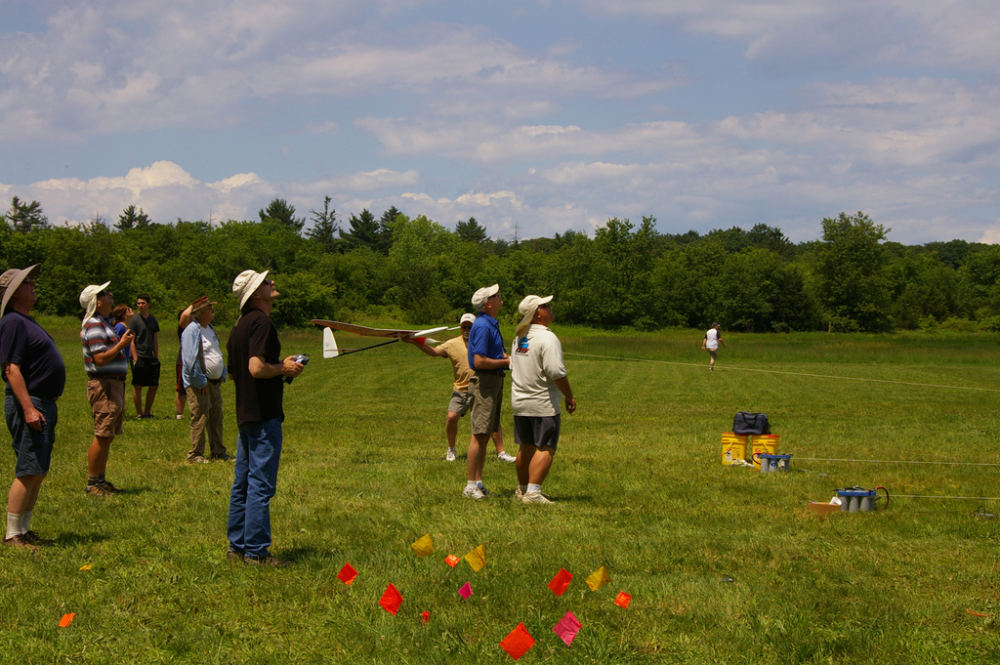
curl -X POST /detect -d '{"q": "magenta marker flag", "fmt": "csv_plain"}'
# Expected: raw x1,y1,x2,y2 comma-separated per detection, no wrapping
458,582,473,599
553,611,581,646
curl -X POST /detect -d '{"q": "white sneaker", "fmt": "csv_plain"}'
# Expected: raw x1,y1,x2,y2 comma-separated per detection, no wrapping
463,486,485,500
446,449,456,462
175,414,184,420
514,487,524,500
522,491,553,505
497,452,517,463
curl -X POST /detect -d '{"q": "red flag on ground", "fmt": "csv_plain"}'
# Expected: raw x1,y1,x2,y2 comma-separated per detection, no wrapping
445,554,460,568
337,562,358,585
58,613,76,628
499,622,535,661
614,591,632,608
379,583,403,615
548,568,573,596
422,611,430,625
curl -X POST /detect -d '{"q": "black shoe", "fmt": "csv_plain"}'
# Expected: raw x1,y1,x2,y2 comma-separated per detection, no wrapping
2,533,38,550
21,530,55,546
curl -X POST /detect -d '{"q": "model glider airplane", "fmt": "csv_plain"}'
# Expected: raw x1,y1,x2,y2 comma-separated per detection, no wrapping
311,320,453,359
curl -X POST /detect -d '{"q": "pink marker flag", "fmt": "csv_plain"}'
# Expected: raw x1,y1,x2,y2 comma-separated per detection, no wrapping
457,582,473,599
553,611,582,646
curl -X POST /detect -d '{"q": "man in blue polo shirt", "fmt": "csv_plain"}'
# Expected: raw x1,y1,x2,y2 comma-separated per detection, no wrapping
464,283,510,499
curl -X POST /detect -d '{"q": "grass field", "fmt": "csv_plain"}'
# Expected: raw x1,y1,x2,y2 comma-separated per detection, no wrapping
2,318,1000,664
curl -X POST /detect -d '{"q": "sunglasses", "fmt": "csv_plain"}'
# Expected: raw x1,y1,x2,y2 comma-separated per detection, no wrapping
97,290,113,298
539,303,551,310
461,324,473,330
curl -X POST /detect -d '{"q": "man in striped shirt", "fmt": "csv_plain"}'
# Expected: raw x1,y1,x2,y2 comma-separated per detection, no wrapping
80,283,133,496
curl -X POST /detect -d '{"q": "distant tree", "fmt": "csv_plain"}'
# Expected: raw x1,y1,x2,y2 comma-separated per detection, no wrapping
816,211,892,332
306,196,341,253
259,198,305,232
340,209,381,251
117,204,152,231
2,196,48,233
377,206,400,255
747,223,794,257
455,216,488,244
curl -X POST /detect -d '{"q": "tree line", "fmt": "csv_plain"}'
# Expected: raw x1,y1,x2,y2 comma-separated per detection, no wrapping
2,196,998,333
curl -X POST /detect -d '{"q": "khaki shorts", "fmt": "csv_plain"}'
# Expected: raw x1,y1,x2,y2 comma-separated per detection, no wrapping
448,390,472,417
708,350,718,361
87,377,125,438
468,372,503,435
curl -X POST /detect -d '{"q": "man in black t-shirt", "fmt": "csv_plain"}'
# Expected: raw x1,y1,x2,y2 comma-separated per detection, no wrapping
0,265,66,549
225,270,304,567
129,293,160,419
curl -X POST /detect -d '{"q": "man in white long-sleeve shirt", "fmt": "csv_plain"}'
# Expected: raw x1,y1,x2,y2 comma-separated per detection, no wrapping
510,295,576,505
181,297,229,463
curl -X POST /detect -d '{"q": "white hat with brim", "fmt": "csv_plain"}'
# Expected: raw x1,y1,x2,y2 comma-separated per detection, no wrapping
516,294,553,337
460,313,476,325
79,281,111,325
471,284,499,310
0,264,40,317
233,269,269,310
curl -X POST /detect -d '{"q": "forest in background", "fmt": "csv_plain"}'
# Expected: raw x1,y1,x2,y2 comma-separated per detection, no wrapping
2,195,998,333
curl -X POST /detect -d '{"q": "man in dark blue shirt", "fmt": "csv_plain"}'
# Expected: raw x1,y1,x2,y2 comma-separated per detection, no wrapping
0,265,66,549
463,283,510,499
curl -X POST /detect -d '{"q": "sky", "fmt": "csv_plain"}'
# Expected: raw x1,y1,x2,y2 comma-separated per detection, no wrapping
2,0,999,244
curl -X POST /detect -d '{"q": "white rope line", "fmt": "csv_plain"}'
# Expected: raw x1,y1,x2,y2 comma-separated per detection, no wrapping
893,495,1000,501
796,457,1000,467
564,352,1000,393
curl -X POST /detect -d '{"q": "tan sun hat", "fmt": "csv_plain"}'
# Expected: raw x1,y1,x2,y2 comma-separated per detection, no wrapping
79,281,112,324
471,284,499,311
190,296,217,315
232,270,269,309
516,294,553,337
0,264,40,317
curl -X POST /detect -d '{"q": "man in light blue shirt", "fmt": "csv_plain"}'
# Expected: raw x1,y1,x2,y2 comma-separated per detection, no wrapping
181,297,229,463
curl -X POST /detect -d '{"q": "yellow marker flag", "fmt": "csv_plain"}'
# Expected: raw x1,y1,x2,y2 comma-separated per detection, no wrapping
411,534,434,557
465,544,486,572
79,564,92,572
585,566,611,591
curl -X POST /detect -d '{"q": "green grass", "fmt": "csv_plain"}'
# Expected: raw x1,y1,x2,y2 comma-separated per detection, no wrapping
2,321,1000,663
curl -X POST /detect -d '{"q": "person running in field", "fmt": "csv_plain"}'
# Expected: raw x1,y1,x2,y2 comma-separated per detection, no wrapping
129,293,160,418
702,322,726,371
464,284,510,499
1,265,66,548
510,295,576,505
406,313,514,463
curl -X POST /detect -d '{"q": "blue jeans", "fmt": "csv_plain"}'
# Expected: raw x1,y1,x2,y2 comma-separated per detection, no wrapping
226,418,282,558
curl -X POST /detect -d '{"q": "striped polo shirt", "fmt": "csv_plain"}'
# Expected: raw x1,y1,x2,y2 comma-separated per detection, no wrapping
81,314,127,376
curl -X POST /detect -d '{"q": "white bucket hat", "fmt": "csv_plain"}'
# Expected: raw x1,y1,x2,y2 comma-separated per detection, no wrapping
0,264,40,317
79,281,112,324
516,294,553,337
471,284,499,311
233,270,269,309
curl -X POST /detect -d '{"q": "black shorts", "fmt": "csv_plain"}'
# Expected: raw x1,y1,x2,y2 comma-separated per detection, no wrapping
513,414,561,451
132,357,161,387
5,394,58,477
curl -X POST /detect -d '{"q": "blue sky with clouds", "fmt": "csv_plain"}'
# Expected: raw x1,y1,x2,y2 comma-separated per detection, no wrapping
2,0,999,244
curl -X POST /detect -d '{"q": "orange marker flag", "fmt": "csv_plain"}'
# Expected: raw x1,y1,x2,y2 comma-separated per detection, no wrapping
379,583,403,615
465,545,486,572
585,566,610,591
548,568,573,596
59,613,76,628
614,591,632,608
445,554,461,568
499,622,535,661
422,611,430,625
411,534,434,557
337,562,358,585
